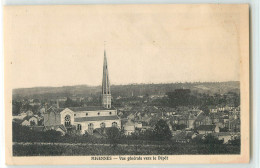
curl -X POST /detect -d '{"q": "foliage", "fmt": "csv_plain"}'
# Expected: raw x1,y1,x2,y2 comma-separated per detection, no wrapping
203,134,224,144
153,119,172,141
228,137,240,146
12,122,62,143
13,143,240,156
106,127,121,147
191,134,224,145
12,100,22,116
199,105,210,116
64,97,83,107
166,90,240,108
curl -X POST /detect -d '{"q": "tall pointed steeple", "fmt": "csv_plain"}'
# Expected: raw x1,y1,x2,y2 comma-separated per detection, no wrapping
101,49,111,109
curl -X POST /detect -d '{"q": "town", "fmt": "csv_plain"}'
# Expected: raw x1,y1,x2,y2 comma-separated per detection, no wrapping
12,82,241,155
11,52,241,156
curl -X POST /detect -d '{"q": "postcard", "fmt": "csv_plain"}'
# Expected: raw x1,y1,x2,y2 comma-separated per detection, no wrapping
4,4,249,165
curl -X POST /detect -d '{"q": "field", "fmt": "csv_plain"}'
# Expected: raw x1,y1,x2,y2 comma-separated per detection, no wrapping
13,142,240,156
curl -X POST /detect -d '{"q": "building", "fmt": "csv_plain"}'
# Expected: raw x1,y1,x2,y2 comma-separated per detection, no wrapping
44,50,121,135
211,132,238,144
196,125,219,134
21,116,39,126
123,120,135,135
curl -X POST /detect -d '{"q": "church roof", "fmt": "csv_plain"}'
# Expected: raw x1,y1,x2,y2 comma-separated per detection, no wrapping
74,115,120,122
68,106,116,112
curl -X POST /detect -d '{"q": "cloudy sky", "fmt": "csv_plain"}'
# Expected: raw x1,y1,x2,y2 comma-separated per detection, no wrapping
4,5,245,88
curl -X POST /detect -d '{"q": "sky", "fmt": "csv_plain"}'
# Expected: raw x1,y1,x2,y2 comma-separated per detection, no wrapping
4,5,244,88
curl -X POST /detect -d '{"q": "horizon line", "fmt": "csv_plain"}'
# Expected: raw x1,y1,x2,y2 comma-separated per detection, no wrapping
13,80,240,90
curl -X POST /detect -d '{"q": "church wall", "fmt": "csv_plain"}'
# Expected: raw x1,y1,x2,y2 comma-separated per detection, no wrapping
74,119,121,134
74,110,117,118
60,108,75,126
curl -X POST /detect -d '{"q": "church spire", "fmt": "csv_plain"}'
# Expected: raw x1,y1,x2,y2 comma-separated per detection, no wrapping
101,49,111,109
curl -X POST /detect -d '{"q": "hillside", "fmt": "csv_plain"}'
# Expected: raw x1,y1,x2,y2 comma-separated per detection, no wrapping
13,81,240,100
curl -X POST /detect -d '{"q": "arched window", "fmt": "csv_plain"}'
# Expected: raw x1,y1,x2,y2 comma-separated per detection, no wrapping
112,122,117,127
100,122,106,128
88,123,94,130
86,113,88,116
97,112,100,115
64,115,71,127
77,124,82,130
109,112,112,115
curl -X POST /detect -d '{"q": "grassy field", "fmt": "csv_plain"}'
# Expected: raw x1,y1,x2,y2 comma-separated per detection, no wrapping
13,143,240,156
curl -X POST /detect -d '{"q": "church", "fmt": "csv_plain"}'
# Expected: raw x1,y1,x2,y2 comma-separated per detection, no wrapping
44,50,121,135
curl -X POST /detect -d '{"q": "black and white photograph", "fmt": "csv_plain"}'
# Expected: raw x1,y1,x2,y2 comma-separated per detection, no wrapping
4,4,249,165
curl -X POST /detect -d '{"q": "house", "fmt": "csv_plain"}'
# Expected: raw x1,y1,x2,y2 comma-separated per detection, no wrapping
21,116,39,126
194,112,212,127
26,110,34,117
211,132,238,144
21,120,30,126
171,131,196,143
127,113,135,120
141,114,151,123
162,107,176,116
196,125,219,134
178,115,189,126
171,131,189,143
188,113,196,129
123,121,135,135
135,122,142,129
210,108,218,113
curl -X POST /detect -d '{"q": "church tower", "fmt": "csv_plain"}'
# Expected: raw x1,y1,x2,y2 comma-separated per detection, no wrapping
101,50,111,109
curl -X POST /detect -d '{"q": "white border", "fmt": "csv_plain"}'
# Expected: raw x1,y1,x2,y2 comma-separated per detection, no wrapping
0,0,259,168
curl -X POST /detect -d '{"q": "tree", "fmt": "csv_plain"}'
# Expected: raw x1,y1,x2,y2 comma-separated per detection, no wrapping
200,105,210,116
12,100,22,116
64,97,74,107
153,119,172,141
229,137,240,146
106,127,121,147
43,130,62,144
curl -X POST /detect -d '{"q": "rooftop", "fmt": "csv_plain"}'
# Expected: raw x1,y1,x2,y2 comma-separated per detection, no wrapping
68,106,116,112
46,106,116,114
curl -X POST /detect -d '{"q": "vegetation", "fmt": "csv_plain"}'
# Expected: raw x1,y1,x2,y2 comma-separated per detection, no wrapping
13,81,239,101
153,119,172,141
165,90,240,108
13,143,240,156
12,122,240,156
64,97,84,107
106,127,121,147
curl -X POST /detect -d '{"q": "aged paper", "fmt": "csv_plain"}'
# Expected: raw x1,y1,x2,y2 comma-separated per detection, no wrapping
4,4,249,165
